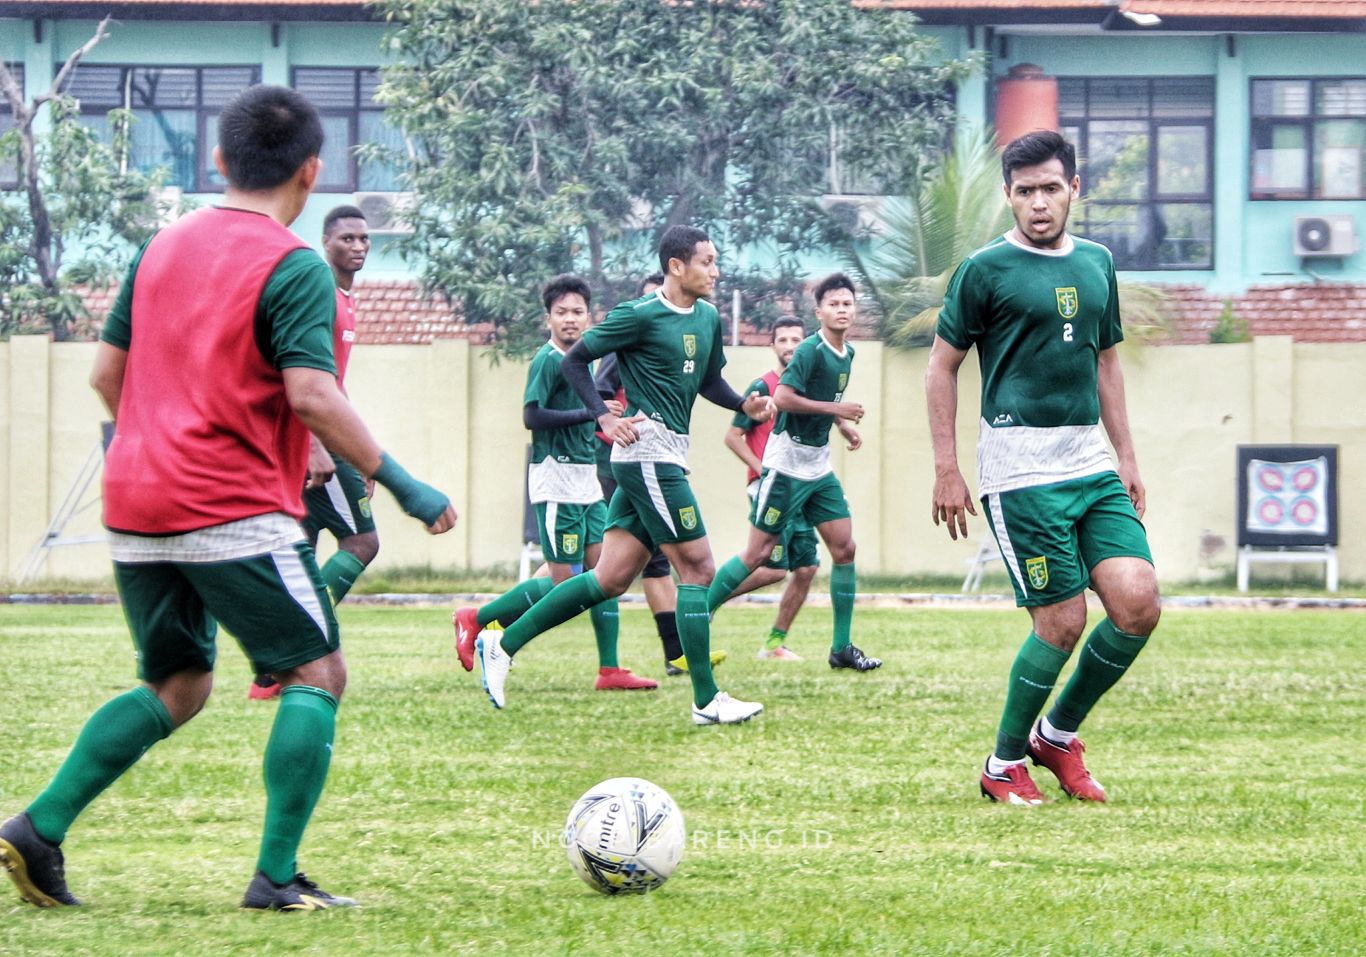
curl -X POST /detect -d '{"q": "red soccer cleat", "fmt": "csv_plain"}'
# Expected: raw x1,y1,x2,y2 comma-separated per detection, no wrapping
248,679,282,701
1028,721,1108,802
979,760,1046,806
453,606,480,672
594,667,659,691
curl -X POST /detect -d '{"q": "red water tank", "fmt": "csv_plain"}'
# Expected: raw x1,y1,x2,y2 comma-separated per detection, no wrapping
995,64,1059,146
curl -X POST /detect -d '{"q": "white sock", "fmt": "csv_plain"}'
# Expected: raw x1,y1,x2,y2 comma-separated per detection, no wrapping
1040,715,1076,747
986,755,1027,776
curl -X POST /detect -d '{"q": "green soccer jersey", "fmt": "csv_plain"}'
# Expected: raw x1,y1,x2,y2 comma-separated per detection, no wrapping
579,291,726,467
525,342,597,465
762,332,854,480
937,232,1123,494
524,341,603,505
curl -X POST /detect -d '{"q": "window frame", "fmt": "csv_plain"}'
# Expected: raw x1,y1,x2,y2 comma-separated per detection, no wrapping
61,64,260,193
1249,76,1366,201
1057,75,1216,271
290,66,397,193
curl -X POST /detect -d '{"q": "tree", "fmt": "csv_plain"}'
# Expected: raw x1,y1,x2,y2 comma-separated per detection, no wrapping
838,128,1171,347
370,0,980,352
0,18,170,340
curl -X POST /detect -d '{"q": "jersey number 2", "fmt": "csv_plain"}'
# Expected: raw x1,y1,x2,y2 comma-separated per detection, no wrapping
1062,322,1074,342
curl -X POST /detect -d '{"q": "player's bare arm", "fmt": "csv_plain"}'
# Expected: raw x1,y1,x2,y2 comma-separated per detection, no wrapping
772,384,862,424
925,334,976,540
724,425,764,474
1098,345,1146,518
837,419,862,451
89,342,128,420
740,390,774,422
305,434,335,489
284,366,457,533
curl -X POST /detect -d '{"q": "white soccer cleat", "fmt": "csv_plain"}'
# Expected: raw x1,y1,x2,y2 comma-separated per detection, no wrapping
691,691,763,726
476,631,511,709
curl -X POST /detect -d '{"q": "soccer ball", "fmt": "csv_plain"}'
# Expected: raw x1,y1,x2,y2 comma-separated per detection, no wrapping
563,777,685,895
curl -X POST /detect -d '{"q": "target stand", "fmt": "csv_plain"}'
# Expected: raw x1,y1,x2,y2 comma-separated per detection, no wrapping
1235,445,1339,593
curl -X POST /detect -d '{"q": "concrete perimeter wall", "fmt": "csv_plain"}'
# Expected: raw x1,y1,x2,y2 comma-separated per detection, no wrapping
1,335,1360,587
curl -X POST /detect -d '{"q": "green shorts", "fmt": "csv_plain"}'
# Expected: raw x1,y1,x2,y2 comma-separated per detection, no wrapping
983,471,1154,608
607,461,707,549
535,499,607,563
747,480,819,570
751,470,850,536
302,454,376,542
113,542,340,683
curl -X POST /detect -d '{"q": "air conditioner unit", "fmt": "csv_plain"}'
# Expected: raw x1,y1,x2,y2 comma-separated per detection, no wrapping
354,191,416,235
821,194,884,234
1293,215,1358,258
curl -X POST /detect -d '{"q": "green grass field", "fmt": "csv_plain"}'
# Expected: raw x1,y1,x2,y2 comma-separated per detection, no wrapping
1,603,1362,956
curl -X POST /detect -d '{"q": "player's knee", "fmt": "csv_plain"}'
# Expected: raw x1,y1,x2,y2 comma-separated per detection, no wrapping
593,568,632,598
794,564,818,585
1114,595,1161,636
829,539,856,564
675,558,715,587
341,533,379,566
282,651,347,700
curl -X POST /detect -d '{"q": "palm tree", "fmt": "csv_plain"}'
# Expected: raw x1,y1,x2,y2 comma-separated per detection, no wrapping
837,128,1170,347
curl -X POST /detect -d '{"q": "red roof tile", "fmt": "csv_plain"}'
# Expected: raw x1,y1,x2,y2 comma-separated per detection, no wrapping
1160,283,1366,345
1127,1,1366,16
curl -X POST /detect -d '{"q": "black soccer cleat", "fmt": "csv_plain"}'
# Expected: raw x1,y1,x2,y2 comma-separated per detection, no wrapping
0,812,81,907
828,644,882,672
240,870,359,911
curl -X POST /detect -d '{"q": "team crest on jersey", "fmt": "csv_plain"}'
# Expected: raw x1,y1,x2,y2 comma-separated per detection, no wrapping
358,497,372,518
837,373,848,392
678,506,698,531
682,334,697,358
763,507,782,526
1026,556,1049,590
561,533,579,555
1055,287,1079,320
769,544,784,563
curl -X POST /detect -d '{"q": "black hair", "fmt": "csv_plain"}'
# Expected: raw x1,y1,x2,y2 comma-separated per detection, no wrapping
542,274,592,313
813,272,857,306
217,85,325,191
658,225,711,274
323,205,367,236
1001,130,1077,186
772,316,807,341
638,273,665,296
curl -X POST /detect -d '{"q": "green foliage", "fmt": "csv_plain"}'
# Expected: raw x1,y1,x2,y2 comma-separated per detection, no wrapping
837,128,1011,346
1209,297,1251,344
370,0,979,354
1,604,1363,955
0,77,171,340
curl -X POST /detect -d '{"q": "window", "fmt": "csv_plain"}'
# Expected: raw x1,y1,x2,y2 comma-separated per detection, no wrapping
1251,78,1365,200
62,65,258,192
1058,76,1215,270
292,68,404,193
1,64,22,187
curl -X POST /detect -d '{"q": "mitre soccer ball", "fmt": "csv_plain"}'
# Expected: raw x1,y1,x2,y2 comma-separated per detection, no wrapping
563,778,685,895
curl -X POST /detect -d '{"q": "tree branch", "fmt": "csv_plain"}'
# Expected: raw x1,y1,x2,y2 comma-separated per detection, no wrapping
43,16,115,108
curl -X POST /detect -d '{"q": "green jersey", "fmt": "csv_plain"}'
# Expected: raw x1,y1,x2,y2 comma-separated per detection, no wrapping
938,232,1122,495
524,341,602,505
763,332,854,480
579,291,726,467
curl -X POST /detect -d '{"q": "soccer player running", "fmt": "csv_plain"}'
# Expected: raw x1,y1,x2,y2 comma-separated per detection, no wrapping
593,273,726,677
708,273,880,672
0,85,456,911
251,204,378,700
464,225,772,724
721,315,820,661
926,130,1160,806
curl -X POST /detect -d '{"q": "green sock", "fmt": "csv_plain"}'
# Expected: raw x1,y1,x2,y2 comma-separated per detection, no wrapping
995,632,1070,761
590,598,620,669
1048,619,1150,733
478,577,555,629
27,687,173,844
501,573,606,656
320,550,368,604
706,555,752,612
765,627,787,651
257,686,338,885
830,562,856,653
677,584,719,708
